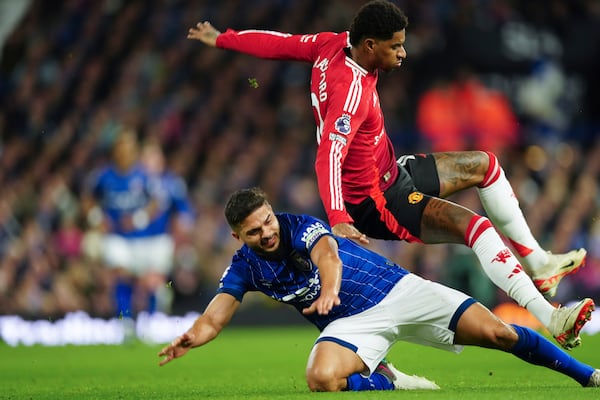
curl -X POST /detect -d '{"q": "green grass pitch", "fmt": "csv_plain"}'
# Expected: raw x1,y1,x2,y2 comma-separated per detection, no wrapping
1,326,599,399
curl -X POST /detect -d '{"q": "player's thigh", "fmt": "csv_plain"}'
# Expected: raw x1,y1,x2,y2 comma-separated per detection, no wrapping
430,151,489,197
306,340,367,382
397,153,440,196
385,160,486,244
102,234,135,272
419,196,477,244
315,304,397,374
132,235,174,276
347,168,431,241
383,274,473,352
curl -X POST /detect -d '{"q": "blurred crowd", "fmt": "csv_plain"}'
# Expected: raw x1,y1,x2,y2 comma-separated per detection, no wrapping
1,0,600,320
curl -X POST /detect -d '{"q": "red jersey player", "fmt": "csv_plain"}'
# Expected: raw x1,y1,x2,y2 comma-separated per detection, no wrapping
187,0,592,349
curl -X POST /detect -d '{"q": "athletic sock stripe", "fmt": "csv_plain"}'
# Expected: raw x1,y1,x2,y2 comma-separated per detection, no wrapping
479,151,501,188
509,238,534,257
466,215,493,247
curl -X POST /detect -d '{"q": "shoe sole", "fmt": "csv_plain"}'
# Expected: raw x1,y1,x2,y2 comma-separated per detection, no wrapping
534,254,587,299
555,299,595,350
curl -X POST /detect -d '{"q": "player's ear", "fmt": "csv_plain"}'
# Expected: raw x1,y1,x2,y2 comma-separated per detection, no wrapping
364,38,376,52
231,231,240,241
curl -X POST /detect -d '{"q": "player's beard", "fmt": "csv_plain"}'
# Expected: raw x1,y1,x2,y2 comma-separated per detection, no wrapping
252,233,281,258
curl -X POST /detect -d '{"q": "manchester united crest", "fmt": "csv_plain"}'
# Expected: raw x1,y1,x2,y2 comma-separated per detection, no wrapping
408,191,424,204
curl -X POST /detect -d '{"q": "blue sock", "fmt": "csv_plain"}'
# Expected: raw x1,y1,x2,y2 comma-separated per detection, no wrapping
510,324,594,386
346,372,394,391
115,280,133,318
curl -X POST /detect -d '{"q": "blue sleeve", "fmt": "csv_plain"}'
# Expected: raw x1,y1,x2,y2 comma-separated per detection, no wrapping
216,256,252,302
168,175,195,218
292,214,334,254
86,169,104,200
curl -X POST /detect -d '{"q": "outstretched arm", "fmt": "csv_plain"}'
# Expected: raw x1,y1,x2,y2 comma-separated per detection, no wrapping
187,20,324,62
302,235,342,316
187,21,221,47
313,89,369,244
158,293,240,366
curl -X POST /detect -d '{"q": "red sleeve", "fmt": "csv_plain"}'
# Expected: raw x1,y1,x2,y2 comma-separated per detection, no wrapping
216,29,335,62
314,81,367,227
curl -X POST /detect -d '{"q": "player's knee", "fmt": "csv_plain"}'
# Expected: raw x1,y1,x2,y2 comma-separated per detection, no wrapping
478,150,502,188
485,321,519,351
306,365,344,392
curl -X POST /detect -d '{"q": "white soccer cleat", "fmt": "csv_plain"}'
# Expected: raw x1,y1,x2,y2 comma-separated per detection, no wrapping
532,249,586,299
587,369,600,387
375,359,440,390
548,298,595,350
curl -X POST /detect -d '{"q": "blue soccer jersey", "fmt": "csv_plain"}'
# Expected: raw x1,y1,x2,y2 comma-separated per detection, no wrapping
217,213,409,331
145,171,195,234
89,164,153,238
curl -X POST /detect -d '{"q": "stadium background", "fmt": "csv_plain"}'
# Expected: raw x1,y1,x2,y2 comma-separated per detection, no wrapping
0,0,599,344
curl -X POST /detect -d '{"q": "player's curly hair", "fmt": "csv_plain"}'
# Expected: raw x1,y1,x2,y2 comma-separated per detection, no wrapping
349,0,408,46
225,187,269,229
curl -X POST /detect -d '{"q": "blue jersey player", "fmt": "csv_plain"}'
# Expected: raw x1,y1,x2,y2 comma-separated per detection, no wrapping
158,187,599,392
84,132,194,316
141,139,195,313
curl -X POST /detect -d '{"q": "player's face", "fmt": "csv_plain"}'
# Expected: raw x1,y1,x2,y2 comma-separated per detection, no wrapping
373,29,406,72
234,203,281,255
113,134,139,171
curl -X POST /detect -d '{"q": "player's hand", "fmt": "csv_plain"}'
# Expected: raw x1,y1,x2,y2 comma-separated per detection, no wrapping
332,223,369,244
119,214,136,232
302,292,341,316
158,332,195,366
187,21,221,47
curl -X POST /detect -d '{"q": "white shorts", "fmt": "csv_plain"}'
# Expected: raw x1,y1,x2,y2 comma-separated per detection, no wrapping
316,273,475,373
102,234,174,276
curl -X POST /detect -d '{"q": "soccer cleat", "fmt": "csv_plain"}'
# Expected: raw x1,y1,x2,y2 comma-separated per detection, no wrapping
548,298,595,350
375,359,440,390
532,249,587,299
587,369,600,387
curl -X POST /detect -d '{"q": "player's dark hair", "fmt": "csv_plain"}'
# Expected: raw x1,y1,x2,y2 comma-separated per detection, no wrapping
349,0,408,46
225,187,269,229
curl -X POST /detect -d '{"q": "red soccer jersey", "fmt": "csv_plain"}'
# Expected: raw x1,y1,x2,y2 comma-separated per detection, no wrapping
217,30,399,227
